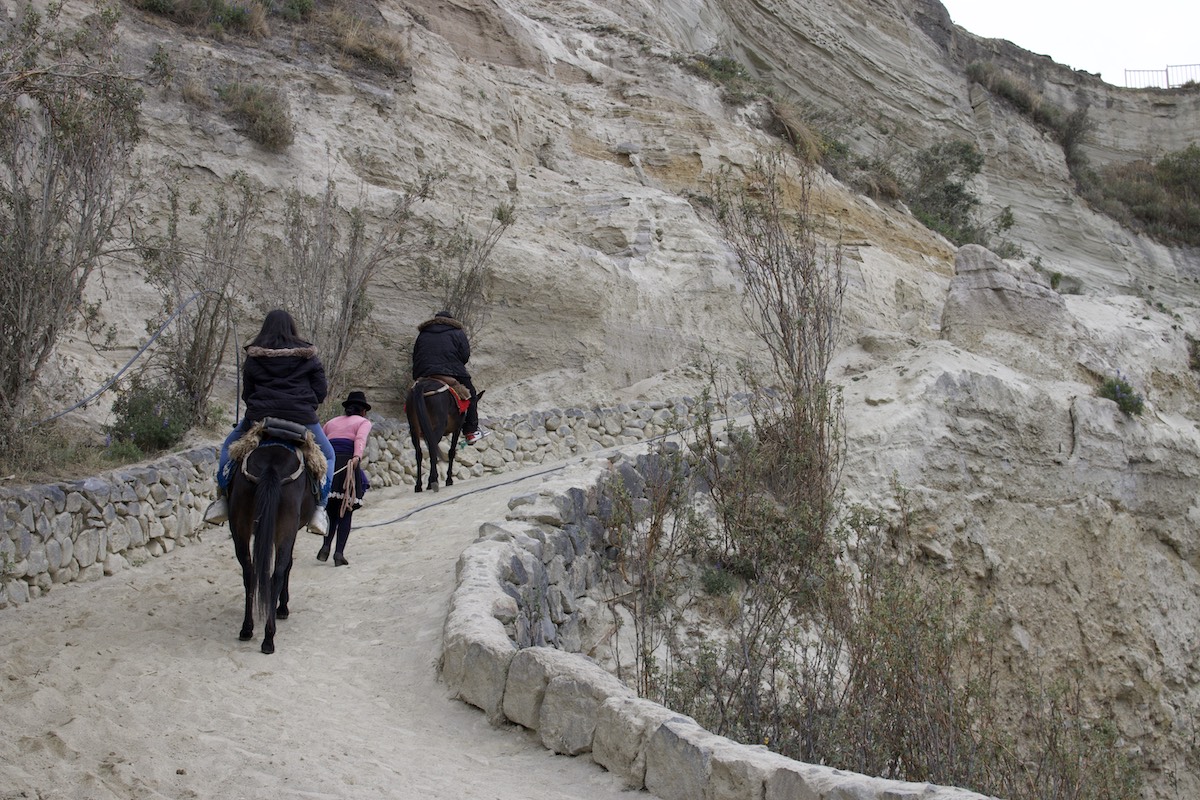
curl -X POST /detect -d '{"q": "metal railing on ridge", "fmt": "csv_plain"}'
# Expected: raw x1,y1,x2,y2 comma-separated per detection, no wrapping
1124,64,1200,88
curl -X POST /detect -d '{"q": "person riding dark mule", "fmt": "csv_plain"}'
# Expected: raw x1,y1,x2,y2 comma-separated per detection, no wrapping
227,417,326,654
411,310,489,445
204,309,335,536
405,376,484,492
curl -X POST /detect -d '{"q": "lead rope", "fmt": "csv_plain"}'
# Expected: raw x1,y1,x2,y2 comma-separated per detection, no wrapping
339,459,356,517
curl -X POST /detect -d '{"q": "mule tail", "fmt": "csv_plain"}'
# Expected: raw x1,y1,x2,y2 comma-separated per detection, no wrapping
252,462,283,624
412,381,442,466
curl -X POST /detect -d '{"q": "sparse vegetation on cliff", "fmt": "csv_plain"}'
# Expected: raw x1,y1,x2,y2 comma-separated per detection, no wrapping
1087,145,1200,246
599,149,1142,800
968,61,1200,247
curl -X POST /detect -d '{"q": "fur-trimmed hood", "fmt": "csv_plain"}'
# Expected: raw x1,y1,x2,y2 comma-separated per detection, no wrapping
417,316,463,332
245,345,318,359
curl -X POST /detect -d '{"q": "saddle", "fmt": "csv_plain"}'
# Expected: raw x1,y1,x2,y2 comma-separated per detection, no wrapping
417,375,472,414
228,417,327,488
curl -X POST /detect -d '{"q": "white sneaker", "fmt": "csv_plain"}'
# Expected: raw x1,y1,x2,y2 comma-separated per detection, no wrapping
204,497,229,525
308,507,329,536
465,430,490,445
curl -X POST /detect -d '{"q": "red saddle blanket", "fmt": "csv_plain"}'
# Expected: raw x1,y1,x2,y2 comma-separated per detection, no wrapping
418,376,471,415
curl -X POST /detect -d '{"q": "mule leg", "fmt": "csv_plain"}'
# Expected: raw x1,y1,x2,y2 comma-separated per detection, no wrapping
262,534,297,655
412,431,424,493
232,527,255,641
427,441,439,492
261,562,284,655
276,557,293,619
445,430,459,487
428,402,450,492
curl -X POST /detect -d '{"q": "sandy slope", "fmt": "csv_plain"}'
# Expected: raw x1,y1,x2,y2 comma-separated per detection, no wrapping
0,461,642,800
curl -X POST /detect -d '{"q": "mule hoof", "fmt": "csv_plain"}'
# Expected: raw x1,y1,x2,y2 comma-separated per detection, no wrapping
276,608,289,619
261,641,275,655
414,485,423,493
239,630,253,641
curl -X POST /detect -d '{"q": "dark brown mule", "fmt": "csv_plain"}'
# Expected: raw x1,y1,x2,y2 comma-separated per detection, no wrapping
405,378,484,492
228,427,317,654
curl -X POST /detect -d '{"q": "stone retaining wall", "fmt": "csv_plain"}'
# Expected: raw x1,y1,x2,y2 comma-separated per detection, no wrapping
0,449,217,607
441,451,997,800
0,398,706,609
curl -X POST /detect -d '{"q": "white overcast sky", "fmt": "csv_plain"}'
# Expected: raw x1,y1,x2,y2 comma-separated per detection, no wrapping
938,1,1200,87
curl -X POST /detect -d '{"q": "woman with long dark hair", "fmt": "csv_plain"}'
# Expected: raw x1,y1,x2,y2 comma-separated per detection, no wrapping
204,309,336,535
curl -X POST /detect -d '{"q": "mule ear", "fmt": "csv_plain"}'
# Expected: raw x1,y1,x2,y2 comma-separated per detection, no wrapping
476,390,485,400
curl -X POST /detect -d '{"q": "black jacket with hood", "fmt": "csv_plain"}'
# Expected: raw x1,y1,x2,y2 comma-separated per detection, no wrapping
242,345,328,424
412,314,471,380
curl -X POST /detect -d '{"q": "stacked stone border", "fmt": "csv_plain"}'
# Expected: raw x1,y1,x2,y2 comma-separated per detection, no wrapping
441,451,993,800
0,398,702,608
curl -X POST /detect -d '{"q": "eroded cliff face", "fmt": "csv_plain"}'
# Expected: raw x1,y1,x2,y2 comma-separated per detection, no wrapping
37,0,1200,795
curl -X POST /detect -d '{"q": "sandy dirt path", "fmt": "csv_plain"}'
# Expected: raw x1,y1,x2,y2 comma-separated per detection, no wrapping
0,458,642,800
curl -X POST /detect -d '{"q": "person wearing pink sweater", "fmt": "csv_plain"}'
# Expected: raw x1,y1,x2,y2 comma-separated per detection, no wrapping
317,391,373,566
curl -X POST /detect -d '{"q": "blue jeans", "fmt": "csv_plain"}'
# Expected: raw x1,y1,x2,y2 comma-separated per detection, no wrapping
218,420,335,505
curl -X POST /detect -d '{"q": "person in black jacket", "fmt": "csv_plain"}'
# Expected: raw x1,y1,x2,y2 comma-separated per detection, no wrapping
411,310,489,443
203,309,336,534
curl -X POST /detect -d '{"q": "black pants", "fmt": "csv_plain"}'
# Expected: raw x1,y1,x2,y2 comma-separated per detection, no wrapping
322,504,354,556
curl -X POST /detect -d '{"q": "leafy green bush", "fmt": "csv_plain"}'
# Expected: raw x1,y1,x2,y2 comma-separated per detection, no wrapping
699,565,735,596
673,52,762,105
904,140,986,245
216,79,294,150
106,378,194,454
105,438,146,463
1098,374,1145,416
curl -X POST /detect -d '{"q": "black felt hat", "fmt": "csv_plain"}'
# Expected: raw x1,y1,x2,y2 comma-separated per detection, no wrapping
341,390,371,412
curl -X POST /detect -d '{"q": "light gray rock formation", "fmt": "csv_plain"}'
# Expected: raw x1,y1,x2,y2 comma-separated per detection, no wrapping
16,0,1200,797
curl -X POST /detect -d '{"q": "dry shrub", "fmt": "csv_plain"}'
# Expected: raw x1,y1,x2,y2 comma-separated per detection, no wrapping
317,8,409,77
0,3,141,440
130,0,269,37
767,99,824,164
216,79,294,151
180,76,213,108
